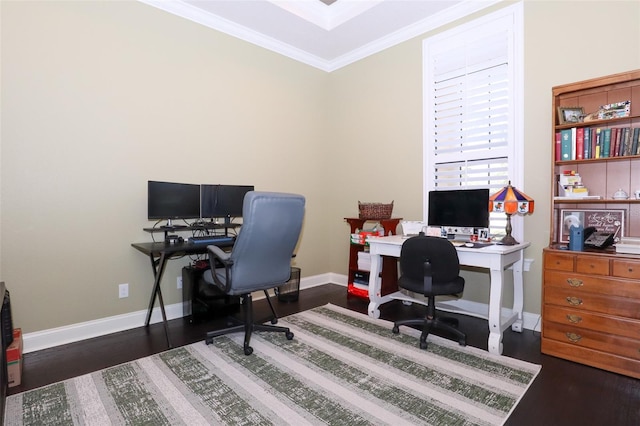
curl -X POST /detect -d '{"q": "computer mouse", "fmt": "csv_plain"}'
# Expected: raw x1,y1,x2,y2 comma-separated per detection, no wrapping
464,242,474,247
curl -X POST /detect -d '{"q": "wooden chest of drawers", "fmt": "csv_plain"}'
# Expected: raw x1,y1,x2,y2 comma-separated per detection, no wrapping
542,248,640,379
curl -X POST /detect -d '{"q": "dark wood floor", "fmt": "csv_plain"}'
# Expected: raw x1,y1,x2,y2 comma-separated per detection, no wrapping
9,284,640,425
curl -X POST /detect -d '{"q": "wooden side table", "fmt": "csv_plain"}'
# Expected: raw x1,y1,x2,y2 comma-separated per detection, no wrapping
344,218,402,298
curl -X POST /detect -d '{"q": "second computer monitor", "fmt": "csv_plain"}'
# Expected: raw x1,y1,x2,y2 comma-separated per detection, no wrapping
201,184,254,222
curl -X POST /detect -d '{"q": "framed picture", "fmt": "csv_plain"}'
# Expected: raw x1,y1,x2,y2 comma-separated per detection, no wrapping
598,100,631,120
478,228,490,241
559,209,624,243
557,106,584,124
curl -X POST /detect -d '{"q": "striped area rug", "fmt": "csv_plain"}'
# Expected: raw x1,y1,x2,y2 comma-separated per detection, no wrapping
5,304,540,425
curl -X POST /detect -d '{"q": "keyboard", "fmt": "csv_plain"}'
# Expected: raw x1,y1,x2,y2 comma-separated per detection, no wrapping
188,235,235,244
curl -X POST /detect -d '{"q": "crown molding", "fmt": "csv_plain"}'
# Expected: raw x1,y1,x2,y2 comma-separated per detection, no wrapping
327,0,502,72
138,0,502,72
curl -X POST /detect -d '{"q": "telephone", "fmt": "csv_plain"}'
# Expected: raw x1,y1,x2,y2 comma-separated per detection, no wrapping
583,226,615,249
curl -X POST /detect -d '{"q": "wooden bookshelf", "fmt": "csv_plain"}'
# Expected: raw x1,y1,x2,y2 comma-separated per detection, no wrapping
543,69,640,379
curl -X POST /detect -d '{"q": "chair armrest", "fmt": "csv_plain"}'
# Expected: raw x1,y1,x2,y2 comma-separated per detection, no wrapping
208,245,231,263
207,245,233,292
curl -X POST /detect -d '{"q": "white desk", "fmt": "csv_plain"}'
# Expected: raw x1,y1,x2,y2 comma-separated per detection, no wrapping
366,235,530,355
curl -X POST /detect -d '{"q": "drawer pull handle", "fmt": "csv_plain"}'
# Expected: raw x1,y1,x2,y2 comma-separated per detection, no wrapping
566,314,582,323
566,297,583,306
566,332,582,343
567,278,583,287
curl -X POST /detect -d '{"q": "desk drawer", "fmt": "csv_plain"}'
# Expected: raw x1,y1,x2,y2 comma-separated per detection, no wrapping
544,287,640,319
543,320,640,361
575,256,609,275
544,270,640,299
612,259,640,279
544,252,574,271
543,305,640,340
541,338,640,379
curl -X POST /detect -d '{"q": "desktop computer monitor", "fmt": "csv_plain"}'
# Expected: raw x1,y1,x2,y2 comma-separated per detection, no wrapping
427,188,490,231
147,181,201,226
201,184,254,223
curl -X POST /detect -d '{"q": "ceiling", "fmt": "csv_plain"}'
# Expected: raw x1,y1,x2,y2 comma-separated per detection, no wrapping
139,0,500,72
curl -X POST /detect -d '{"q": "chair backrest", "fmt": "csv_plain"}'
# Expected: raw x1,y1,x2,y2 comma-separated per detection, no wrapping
227,191,305,292
399,235,460,284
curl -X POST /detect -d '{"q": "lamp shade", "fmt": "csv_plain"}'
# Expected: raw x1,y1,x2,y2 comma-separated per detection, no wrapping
489,182,534,215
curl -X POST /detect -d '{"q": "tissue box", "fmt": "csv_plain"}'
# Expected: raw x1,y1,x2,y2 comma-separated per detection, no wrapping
401,221,427,235
7,328,23,387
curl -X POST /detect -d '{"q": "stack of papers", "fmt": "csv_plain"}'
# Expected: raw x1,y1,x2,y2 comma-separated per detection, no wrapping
616,237,640,254
357,251,371,271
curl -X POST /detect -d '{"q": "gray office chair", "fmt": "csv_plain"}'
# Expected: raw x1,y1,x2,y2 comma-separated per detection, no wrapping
203,191,305,355
392,233,466,349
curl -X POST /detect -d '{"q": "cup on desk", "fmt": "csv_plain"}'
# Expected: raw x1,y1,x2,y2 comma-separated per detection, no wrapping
635,190,640,200
470,234,478,242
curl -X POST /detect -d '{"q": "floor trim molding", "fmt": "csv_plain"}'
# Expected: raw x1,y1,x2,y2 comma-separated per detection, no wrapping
22,274,333,353
22,273,540,353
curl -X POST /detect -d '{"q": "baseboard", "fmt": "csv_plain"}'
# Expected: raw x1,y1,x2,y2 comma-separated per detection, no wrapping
22,274,336,354
22,273,539,353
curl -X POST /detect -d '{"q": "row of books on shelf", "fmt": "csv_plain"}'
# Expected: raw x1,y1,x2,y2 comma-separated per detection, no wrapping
556,126,640,161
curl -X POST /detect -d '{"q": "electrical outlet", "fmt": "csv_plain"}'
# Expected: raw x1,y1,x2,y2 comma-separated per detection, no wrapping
177,276,182,289
119,283,129,298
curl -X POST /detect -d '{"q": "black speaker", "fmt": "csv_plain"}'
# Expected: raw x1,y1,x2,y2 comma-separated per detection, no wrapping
2,290,13,348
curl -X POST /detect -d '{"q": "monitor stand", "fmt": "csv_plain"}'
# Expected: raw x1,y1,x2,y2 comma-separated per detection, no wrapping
443,226,475,236
447,234,471,242
161,219,187,229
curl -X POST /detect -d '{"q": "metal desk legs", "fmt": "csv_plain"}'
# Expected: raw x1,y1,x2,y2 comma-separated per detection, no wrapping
144,252,172,348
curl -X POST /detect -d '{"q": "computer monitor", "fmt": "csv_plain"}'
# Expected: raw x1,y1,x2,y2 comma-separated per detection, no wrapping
200,184,254,223
427,188,490,232
147,181,201,227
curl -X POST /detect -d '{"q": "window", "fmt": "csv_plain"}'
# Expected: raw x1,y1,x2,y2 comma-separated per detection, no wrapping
423,4,523,239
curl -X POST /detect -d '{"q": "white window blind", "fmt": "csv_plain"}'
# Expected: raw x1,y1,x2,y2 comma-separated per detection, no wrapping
423,5,523,239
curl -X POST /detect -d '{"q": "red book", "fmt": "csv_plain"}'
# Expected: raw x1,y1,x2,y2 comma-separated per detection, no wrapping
612,128,620,156
575,128,584,160
555,132,562,161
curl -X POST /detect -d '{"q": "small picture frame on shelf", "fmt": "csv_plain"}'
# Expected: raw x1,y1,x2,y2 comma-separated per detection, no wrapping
598,100,631,120
559,209,624,243
557,106,584,124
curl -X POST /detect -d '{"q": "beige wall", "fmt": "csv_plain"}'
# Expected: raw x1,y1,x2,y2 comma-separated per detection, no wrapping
327,0,640,315
2,0,639,334
1,1,331,331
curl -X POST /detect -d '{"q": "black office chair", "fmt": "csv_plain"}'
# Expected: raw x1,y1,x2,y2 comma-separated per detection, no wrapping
392,233,466,349
202,191,305,355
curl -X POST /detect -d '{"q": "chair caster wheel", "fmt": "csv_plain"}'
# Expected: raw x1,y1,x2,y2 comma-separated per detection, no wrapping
205,338,213,345
420,340,428,350
244,346,254,355
392,325,399,334
285,331,294,340
458,339,466,347
271,318,278,325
